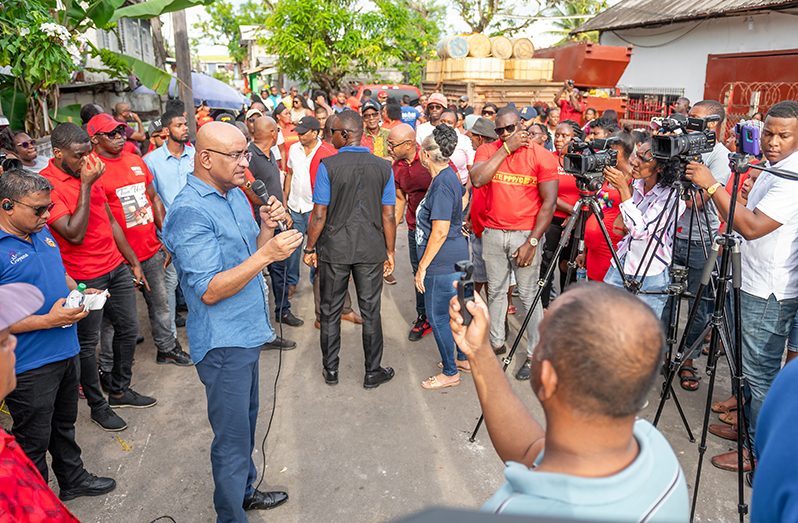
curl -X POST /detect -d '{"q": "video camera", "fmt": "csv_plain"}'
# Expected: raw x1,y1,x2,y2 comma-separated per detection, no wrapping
562,138,618,192
651,114,717,162
0,152,22,172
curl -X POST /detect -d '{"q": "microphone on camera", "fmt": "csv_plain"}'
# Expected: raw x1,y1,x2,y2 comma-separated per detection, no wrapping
250,179,288,232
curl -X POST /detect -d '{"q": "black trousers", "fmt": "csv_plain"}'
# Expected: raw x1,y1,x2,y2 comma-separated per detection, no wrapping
5,356,87,488
77,263,139,412
319,261,384,373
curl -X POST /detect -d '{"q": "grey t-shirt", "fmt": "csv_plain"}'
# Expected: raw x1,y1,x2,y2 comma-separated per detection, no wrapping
676,142,731,242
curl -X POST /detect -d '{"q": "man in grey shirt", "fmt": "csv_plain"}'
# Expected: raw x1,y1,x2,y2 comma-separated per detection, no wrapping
663,100,731,392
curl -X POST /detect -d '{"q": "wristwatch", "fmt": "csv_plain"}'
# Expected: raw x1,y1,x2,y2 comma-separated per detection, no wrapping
303,248,316,255
528,237,539,247
706,182,722,196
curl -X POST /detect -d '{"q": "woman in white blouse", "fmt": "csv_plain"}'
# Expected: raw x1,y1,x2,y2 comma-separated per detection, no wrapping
603,136,685,318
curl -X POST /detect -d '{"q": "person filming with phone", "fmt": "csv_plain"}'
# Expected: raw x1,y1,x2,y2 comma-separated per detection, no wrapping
448,281,688,521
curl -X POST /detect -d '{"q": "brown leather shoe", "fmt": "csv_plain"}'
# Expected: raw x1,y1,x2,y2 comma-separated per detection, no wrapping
711,449,752,472
341,311,363,324
709,423,738,441
719,410,738,426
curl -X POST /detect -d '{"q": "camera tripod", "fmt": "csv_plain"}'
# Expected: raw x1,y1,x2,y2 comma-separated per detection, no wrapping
469,186,624,442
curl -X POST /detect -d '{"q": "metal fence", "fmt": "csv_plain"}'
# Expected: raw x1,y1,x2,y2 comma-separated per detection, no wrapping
719,81,798,139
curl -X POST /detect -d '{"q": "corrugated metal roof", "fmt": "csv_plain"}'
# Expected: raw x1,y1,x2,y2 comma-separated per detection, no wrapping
575,0,798,33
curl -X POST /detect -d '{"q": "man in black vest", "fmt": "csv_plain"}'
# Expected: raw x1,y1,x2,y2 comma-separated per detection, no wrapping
303,111,397,389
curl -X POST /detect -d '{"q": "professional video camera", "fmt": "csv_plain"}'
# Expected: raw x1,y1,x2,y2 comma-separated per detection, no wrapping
562,138,618,192
651,114,717,162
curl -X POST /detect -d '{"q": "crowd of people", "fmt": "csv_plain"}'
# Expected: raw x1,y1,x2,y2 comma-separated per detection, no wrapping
0,78,797,523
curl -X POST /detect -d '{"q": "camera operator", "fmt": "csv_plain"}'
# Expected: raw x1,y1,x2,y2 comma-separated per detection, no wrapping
577,131,639,281
540,120,583,308
449,283,688,520
662,100,731,392
685,100,798,473
603,137,685,318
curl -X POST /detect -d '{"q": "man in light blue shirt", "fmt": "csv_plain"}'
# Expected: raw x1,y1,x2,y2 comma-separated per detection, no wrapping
163,122,303,522
449,282,689,522
143,111,195,211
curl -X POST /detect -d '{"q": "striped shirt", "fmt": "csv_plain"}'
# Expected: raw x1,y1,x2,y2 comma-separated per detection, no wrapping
614,179,685,278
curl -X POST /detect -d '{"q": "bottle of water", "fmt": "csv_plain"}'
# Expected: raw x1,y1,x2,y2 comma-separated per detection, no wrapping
576,268,587,282
62,284,86,328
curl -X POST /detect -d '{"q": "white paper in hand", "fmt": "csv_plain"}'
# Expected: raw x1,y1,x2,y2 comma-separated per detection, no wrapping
82,290,110,311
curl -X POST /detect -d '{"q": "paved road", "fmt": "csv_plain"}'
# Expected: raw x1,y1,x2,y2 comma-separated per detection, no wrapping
12,226,745,522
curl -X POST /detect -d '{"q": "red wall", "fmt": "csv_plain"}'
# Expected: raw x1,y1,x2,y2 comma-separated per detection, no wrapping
704,49,798,100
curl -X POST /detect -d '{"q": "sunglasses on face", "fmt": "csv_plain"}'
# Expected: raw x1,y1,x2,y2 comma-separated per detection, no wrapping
98,128,125,139
12,200,55,217
495,123,518,135
15,141,35,149
482,110,496,116
427,104,444,110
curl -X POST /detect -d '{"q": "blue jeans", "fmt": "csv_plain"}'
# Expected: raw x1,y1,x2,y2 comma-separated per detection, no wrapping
408,228,425,316
269,230,294,317
740,291,798,444
287,209,310,287
424,272,466,376
604,264,670,320
787,313,798,352
662,238,714,353
195,347,261,523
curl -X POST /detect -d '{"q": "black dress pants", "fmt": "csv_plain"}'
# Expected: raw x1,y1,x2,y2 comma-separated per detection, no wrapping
319,261,384,373
5,356,87,488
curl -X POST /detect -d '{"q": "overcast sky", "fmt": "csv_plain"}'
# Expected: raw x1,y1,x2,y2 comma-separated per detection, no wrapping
165,0,564,58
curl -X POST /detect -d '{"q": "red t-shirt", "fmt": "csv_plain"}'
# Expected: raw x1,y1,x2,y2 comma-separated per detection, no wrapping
470,185,488,238
559,98,587,124
41,160,126,280
0,429,80,522
474,141,559,231
584,182,624,281
309,142,337,190
393,153,432,230
553,151,579,219
99,152,161,263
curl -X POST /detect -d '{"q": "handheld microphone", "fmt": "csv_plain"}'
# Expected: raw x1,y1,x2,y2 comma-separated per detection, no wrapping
250,179,288,232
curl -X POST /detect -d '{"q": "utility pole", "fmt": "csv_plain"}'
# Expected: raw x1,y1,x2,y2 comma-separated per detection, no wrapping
171,9,196,138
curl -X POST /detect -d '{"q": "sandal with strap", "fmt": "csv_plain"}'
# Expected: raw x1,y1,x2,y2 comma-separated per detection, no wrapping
712,396,738,414
421,375,461,390
679,365,701,391
437,361,471,374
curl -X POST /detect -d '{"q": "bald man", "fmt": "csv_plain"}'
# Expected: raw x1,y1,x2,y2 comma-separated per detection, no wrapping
449,282,688,521
389,123,433,341
112,102,145,154
163,122,302,521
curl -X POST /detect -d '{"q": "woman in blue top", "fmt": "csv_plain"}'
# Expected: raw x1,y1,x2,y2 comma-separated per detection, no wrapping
415,124,470,390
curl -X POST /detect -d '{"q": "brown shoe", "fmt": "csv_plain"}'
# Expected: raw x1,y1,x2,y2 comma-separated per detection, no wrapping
384,274,397,285
709,423,738,441
341,311,363,324
711,449,752,472
719,410,738,426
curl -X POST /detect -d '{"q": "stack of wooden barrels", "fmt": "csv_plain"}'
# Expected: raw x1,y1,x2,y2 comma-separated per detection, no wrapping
426,33,553,83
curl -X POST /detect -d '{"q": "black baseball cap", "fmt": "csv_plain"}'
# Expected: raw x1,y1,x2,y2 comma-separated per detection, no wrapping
361,99,381,114
295,116,321,134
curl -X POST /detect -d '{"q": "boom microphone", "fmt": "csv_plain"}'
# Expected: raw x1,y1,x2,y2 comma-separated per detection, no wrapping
250,179,288,232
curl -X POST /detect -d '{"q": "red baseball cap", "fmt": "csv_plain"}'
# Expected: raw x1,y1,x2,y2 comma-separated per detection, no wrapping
86,113,125,137
427,93,448,107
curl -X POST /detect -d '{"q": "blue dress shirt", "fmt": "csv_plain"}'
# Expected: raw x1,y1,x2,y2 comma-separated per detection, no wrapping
163,175,274,363
144,142,195,211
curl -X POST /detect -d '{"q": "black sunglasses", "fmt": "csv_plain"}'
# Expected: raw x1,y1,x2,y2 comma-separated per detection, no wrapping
12,200,55,217
98,128,126,139
15,141,35,149
495,123,518,135
482,110,496,116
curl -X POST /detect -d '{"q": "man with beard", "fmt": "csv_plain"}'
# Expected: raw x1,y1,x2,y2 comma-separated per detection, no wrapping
41,122,156,431
89,115,191,369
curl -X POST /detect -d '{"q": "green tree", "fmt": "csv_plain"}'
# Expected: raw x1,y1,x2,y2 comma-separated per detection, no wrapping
263,0,383,92
547,0,607,44
193,0,270,68
452,0,550,36
367,0,444,85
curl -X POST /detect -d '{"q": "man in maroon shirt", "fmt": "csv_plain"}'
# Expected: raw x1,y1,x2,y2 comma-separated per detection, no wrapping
388,124,433,341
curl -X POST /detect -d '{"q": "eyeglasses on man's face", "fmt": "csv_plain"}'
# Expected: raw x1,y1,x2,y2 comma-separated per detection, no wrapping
206,148,252,163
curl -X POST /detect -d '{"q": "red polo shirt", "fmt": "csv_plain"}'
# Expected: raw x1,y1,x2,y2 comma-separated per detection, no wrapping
99,152,161,263
392,152,431,231
559,99,587,125
41,160,125,280
470,185,488,238
0,428,79,522
309,141,337,190
474,141,558,231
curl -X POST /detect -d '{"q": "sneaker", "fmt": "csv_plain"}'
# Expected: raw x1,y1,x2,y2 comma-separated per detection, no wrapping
59,473,116,501
408,315,431,342
91,406,128,432
278,311,304,327
108,389,157,409
157,348,192,366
